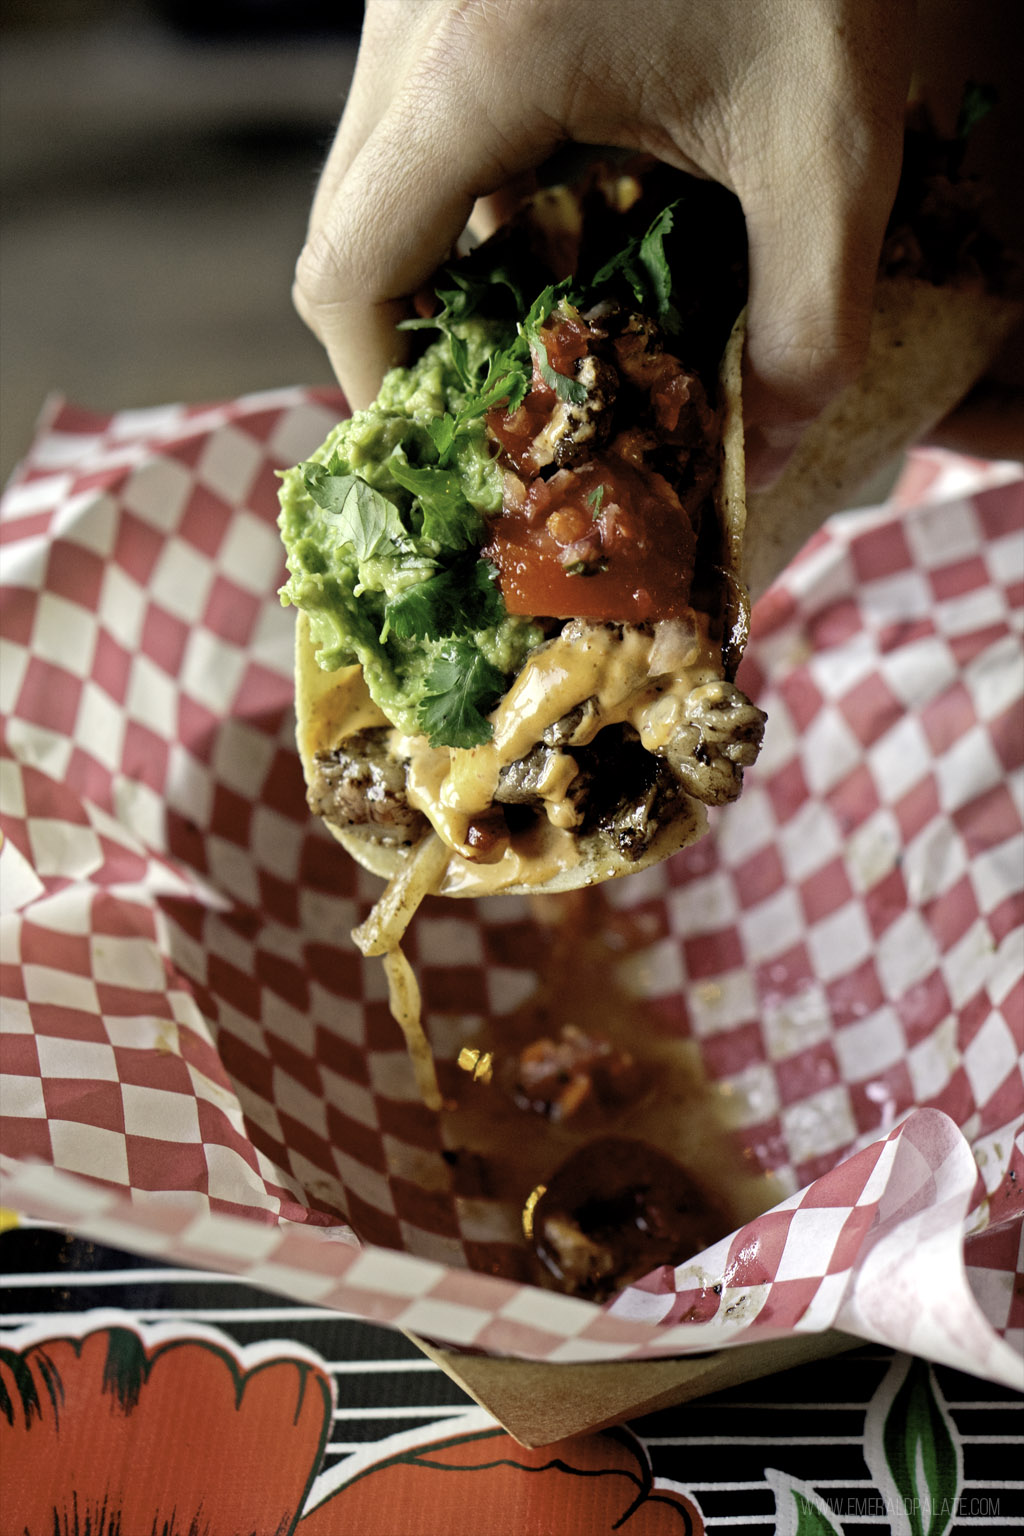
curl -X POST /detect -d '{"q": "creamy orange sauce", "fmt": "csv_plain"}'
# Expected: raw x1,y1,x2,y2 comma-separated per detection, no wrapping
300,604,727,897
399,616,723,892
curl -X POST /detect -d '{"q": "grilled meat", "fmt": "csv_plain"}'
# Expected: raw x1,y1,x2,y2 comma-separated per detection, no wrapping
309,729,428,845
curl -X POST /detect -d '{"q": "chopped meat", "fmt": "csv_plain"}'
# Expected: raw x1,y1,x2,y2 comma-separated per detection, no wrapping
495,742,587,812
493,723,688,862
309,684,761,860
511,1024,646,1121
496,693,759,862
597,769,686,860
542,696,601,748
593,304,720,495
687,680,765,763
578,729,689,861
496,743,565,803
309,728,428,845
536,353,620,470
664,681,766,806
606,309,662,382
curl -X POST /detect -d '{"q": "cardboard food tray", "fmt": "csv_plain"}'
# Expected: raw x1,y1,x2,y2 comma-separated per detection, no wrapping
1,389,1021,1443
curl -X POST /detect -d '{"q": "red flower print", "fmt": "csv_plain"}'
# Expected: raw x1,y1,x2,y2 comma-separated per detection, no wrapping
1,1316,334,1536
298,1411,704,1534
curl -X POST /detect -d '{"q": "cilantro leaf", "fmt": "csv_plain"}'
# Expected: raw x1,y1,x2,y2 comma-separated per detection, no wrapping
488,265,528,313
400,267,526,336
385,571,462,641
516,282,587,405
533,337,588,406
426,414,458,462
520,283,564,332
424,280,575,431
388,450,485,550
385,559,504,643
589,201,682,331
398,273,486,336
426,410,485,473
418,642,505,747
301,463,410,560
448,331,474,392
638,204,680,328
457,335,532,420
591,235,640,293
466,556,505,625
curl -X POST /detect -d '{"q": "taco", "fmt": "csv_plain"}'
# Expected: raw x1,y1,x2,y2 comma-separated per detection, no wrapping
279,175,763,914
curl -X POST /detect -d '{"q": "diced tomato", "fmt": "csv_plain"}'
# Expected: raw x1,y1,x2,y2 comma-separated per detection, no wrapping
483,459,697,623
486,397,553,472
483,308,706,623
542,313,590,372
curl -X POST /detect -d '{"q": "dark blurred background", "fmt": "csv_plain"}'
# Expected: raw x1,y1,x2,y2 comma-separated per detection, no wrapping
3,1,1021,486
1,0,363,482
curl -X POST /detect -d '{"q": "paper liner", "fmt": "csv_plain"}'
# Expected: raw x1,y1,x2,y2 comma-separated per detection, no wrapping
1,391,1021,1387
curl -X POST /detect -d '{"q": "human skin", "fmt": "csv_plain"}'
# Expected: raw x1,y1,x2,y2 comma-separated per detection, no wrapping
293,0,916,487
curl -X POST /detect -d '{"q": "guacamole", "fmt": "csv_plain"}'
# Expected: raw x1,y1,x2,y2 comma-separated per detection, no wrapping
278,321,544,748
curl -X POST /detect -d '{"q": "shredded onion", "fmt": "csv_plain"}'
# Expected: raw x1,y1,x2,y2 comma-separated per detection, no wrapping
352,832,450,958
351,832,451,1112
648,617,699,675
382,947,442,1111
502,467,527,513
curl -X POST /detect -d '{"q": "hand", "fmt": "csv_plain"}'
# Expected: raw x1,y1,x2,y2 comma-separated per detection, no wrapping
294,0,914,486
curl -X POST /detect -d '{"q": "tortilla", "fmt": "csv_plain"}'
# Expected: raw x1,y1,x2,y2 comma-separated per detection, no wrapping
743,279,1021,600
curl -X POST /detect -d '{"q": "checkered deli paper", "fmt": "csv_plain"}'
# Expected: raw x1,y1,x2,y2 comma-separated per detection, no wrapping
1,390,1021,1388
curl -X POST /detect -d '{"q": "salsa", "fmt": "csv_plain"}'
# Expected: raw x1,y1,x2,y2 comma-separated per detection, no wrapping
482,457,698,622
481,308,715,625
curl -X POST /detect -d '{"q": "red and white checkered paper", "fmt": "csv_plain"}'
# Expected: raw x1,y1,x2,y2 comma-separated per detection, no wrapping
1,391,1021,1387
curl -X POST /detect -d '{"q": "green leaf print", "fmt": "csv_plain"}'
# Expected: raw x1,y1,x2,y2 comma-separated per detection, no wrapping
882,1357,960,1536
793,1489,844,1536
766,1468,843,1536
864,1354,963,1536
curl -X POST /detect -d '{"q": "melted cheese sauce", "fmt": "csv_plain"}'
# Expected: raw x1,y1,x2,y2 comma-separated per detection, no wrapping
303,613,726,897
296,637,389,761
406,617,723,892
